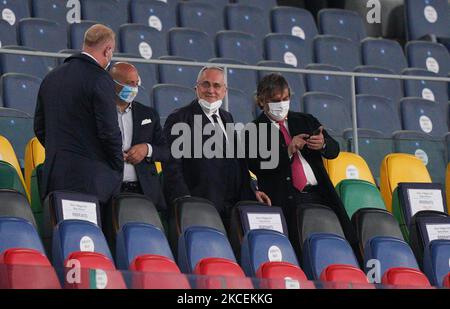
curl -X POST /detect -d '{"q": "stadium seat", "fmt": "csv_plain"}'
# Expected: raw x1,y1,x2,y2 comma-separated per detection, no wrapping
187,0,229,12
18,18,67,52
336,180,386,220
24,137,44,192
323,152,376,187
234,0,277,17
178,2,224,39
318,9,367,43
152,84,195,125
256,261,313,289
80,0,127,34
0,20,17,47
271,7,318,51
129,255,190,289
158,56,198,88
241,229,299,277
119,24,166,59
0,189,36,227
227,88,254,125
258,61,306,113
31,0,71,25
69,21,97,49
0,0,30,26
361,38,407,74
0,161,27,198
319,264,371,289
129,0,176,35
0,73,42,116
0,135,28,192
364,236,419,280
178,226,236,273
0,216,43,255
194,257,253,289
264,34,312,68
52,220,113,270
357,95,401,136
30,164,44,234
302,233,360,281
116,223,173,270
313,35,361,72
381,267,431,288
225,4,270,44
380,154,432,212
0,248,60,289
168,28,214,62
406,41,450,77
216,30,262,65
423,239,450,287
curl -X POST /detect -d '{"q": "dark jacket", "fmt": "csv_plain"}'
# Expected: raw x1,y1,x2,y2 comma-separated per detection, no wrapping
34,53,123,204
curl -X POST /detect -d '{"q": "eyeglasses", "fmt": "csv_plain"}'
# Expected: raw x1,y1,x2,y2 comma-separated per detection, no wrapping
197,81,226,91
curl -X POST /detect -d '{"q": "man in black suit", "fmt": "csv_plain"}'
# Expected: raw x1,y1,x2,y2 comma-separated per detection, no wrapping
34,24,123,206
110,62,168,212
163,66,271,226
247,73,357,248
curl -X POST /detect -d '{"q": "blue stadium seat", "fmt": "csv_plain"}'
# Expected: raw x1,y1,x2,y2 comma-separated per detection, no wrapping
52,219,112,269
400,97,448,137
80,0,127,34
314,35,361,72
355,66,403,109
361,38,407,74
406,41,450,77
158,56,198,88
168,28,214,62
241,229,299,277
177,226,236,273
216,30,262,65
303,92,351,137
0,0,30,26
119,24,166,59
0,73,41,116
0,20,17,47
152,84,195,126
271,7,318,51
234,0,277,17
264,33,312,68
423,239,450,287
318,9,367,43
187,0,229,12
0,46,49,79
129,0,176,35
0,217,44,254
69,21,97,50
357,95,401,136
258,61,305,113
116,223,173,270
178,1,224,39
227,88,254,125
302,233,360,281
31,0,71,25
225,4,270,44
364,236,419,278
18,18,67,52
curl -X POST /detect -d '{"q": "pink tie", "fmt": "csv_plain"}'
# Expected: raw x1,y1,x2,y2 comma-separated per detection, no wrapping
278,121,308,192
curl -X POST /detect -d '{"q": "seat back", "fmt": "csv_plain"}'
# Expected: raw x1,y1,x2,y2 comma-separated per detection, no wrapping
361,38,407,74
80,0,127,33
318,9,367,43
324,152,376,187
24,137,44,192
129,0,176,35
314,35,361,72
18,18,67,52
382,267,431,288
264,33,312,69
225,4,270,44
406,41,450,77
0,217,43,253
119,24,166,59
1,73,42,117
216,30,261,65
357,95,401,136
423,239,450,287
152,84,195,126
168,28,214,62
178,2,224,38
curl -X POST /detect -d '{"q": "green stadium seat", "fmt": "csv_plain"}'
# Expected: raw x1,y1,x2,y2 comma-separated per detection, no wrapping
0,161,27,197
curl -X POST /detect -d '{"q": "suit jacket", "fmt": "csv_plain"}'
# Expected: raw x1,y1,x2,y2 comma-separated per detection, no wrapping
247,111,358,247
34,53,123,204
130,102,169,211
162,100,255,215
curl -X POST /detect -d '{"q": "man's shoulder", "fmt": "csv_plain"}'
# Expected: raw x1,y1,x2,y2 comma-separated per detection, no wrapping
289,111,315,122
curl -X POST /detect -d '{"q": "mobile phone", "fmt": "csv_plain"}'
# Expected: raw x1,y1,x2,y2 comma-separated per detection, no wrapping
311,128,321,136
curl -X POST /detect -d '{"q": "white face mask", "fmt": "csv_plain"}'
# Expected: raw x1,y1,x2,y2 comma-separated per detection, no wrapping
198,98,223,114
268,100,290,121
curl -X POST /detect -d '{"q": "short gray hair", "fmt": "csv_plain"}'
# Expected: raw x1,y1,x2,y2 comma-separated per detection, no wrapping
196,66,225,83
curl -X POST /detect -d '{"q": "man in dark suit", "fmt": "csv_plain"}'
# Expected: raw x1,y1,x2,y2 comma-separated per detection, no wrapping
247,73,358,248
110,62,168,212
163,66,271,226
34,24,123,206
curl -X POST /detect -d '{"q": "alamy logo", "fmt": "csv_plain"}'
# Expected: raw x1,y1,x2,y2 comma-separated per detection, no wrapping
367,0,381,24
66,0,81,24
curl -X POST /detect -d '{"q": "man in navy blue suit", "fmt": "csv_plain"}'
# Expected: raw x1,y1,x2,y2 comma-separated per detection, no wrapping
34,24,123,206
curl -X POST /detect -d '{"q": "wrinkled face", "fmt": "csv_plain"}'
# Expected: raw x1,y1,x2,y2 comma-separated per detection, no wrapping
263,87,290,115
196,69,227,103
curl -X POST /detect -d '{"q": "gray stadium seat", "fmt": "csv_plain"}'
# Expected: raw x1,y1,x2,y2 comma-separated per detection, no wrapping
0,46,49,79
18,18,68,52
361,38,408,74
129,0,176,35
225,4,270,45
227,88,254,125
178,1,224,39
0,0,30,26
119,24,166,59
314,35,361,72
168,28,214,62
406,41,450,77
152,84,195,126
264,33,313,68
158,56,198,88
318,9,367,43
0,73,42,116
0,20,17,47
80,0,127,34
31,0,71,25
216,30,262,65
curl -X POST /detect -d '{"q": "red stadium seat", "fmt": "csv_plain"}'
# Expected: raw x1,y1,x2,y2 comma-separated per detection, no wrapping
443,273,450,288
381,267,432,288
63,252,126,289
256,261,314,289
0,248,60,289
194,257,253,289
320,264,373,289
129,255,190,289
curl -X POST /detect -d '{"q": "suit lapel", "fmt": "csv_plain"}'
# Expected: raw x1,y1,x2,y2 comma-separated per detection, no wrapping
131,103,139,146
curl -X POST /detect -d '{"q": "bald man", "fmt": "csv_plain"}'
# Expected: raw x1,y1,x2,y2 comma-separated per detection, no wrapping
110,62,168,211
34,24,123,206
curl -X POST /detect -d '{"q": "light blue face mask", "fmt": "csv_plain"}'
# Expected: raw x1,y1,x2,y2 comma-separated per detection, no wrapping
114,80,138,103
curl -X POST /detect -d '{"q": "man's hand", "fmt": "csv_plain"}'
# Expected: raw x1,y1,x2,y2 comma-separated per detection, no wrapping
124,143,148,165
306,126,325,151
288,134,309,156
255,191,272,206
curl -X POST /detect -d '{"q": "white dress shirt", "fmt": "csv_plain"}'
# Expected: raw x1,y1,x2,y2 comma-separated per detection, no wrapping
199,103,229,142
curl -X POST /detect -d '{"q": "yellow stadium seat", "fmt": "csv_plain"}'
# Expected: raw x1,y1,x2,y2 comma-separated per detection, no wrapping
24,137,45,192
323,152,376,187
380,154,432,212
0,135,29,200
